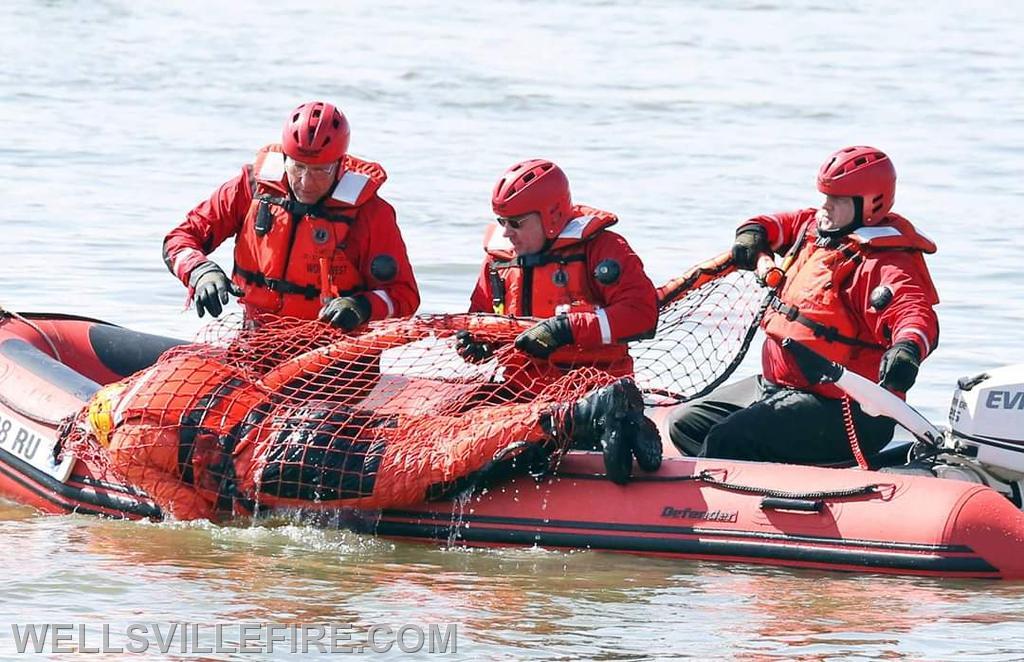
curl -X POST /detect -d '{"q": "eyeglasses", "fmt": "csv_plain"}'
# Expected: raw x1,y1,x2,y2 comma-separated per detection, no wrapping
496,215,531,229
285,159,337,177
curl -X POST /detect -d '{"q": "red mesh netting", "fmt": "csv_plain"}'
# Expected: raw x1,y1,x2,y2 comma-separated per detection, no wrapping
59,253,767,520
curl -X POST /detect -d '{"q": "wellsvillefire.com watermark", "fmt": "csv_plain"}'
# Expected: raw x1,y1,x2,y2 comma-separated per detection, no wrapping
2,622,457,655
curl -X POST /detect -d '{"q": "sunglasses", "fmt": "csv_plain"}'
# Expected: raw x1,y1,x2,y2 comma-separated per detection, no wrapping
496,215,531,229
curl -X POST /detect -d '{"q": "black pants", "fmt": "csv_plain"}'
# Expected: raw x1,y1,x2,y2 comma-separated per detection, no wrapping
667,376,896,465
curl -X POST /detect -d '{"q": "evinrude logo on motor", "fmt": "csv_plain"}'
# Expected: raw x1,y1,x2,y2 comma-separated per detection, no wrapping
985,391,1024,410
661,506,738,523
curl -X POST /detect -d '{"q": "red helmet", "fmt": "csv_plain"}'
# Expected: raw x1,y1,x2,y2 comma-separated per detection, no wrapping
281,101,350,165
492,159,573,239
816,146,896,225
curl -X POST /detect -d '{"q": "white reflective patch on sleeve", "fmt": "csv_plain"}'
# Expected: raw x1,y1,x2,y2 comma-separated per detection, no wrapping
331,172,370,205
172,248,203,276
595,307,612,344
372,289,395,317
559,216,593,240
852,226,901,241
898,328,932,357
256,152,285,181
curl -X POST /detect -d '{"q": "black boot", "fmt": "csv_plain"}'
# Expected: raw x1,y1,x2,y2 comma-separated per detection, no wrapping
568,378,642,446
594,405,663,483
628,414,663,473
567,378,644,484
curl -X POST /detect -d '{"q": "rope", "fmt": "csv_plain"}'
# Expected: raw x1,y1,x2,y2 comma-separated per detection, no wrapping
0,308,62,362
696,469,885,500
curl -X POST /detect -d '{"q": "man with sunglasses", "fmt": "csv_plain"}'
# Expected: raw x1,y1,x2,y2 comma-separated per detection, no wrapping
163,101,420,329
457,159,658,377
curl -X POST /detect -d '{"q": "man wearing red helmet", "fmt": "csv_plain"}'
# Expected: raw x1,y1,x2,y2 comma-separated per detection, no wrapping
456,159,658,376
669,146,940,465
163,101,420,329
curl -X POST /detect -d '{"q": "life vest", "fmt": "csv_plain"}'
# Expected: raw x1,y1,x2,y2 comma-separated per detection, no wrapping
483,205,617,317
482,206,632,373
232,144,387,319
762,213,937,385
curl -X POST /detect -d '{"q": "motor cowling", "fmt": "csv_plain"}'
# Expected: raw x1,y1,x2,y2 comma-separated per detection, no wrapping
949,364,1024,481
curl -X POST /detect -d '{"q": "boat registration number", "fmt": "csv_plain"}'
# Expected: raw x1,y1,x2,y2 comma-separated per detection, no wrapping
0,411,75,483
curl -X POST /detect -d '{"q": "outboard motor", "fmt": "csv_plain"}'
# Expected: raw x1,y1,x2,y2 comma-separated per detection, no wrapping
893,364,1024,509
781,337,1024,507
948,365,1024,483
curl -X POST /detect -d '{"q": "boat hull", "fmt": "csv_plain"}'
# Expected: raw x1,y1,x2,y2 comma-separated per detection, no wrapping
1,311,1023,579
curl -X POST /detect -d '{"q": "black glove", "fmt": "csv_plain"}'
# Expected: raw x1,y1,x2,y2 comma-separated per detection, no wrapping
514,314,574,359
454,330,495,363
188,262,242,318
879,340,922,392
731,224,770,271
318,295,371,331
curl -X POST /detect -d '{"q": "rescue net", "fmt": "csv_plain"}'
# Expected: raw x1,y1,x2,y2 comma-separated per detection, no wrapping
635,253,770,404
59,253,766,520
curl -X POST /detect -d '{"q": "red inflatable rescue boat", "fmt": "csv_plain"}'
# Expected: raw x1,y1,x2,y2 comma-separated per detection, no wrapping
1,310,1023,579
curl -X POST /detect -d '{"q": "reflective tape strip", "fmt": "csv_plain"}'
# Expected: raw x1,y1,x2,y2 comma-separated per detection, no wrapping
897,328,932,357
372,289,395,318
257,152,285,181
852,225,901,240
331,172,370,205
595,307,612,345
559,216,594,240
